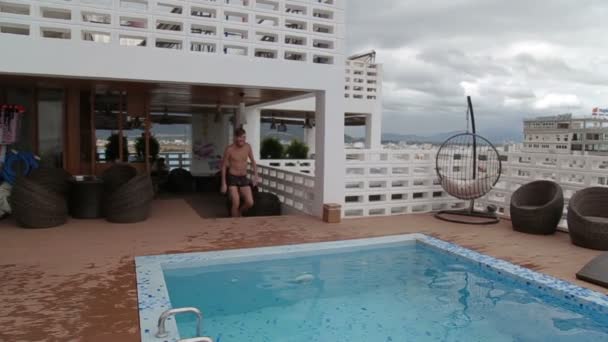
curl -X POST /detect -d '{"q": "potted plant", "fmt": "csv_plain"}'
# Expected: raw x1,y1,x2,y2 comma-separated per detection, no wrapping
104,134,129,162
285,140,309,159
261,137,284,159
135,134,160,162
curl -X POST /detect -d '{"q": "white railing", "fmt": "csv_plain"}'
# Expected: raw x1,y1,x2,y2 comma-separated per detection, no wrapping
159,152,191,170
257,148,608,223
258,159,314,174
478,150,608,230
255,162,316,214
342,149,467,217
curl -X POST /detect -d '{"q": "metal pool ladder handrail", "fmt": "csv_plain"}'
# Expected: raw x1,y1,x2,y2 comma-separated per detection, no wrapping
156,307,207,339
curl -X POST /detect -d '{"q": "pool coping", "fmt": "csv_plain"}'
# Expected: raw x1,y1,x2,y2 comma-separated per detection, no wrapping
135,233,608,342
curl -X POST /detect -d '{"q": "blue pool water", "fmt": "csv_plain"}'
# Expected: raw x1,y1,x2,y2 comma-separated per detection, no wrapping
164,243,608,341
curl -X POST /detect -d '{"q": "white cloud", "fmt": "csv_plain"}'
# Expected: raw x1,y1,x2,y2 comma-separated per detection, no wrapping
460,81,480,97
345,0,608,135
533,93,581,110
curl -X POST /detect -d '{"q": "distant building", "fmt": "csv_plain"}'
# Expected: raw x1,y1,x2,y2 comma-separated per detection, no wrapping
523,113,608,155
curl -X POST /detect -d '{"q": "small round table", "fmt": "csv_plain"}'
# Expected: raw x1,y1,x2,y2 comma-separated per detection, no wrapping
68,176,104,219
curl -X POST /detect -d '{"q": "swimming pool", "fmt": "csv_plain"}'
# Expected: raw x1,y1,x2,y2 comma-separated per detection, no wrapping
136,234,608,342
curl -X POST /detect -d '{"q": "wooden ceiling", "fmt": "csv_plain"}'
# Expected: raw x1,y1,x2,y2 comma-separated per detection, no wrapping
0,74,308,113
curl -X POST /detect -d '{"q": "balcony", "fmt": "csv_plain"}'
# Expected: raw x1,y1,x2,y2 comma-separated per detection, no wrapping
1,198,604,341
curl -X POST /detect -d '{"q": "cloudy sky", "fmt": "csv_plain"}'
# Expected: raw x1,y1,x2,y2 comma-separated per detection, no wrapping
346,0,608,136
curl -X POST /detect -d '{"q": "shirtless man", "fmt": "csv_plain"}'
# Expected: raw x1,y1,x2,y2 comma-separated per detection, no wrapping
221,127,259,217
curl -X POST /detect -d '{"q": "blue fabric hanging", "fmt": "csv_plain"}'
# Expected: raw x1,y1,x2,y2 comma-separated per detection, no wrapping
1,150,39,185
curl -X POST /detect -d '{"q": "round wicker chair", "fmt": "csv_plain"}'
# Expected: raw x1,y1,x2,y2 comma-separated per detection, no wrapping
104,173,154,223
10,176,68,228
568,187,608,250
510,180,564,235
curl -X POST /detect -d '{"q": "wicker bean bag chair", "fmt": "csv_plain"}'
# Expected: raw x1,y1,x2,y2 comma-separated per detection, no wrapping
28,167,71,196
568,187,608,250
10,176,68,228
248,192,281,217
104,173,154,223
510,180,564,235
167,168,194,193
101,164,137,195
225,187,282,217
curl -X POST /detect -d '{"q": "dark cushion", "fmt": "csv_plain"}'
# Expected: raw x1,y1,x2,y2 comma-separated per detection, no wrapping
577,252,608,289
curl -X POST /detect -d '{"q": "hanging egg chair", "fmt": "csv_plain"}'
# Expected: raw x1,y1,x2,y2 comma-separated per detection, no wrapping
435,97,502,224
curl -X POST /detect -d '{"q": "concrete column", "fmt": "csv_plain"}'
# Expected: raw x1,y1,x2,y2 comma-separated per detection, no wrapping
367,65,383,149
243,108,261,160
313,87,345,217
304,126,316,158
223,113,233,147
365,112,383,149
235,101,246,128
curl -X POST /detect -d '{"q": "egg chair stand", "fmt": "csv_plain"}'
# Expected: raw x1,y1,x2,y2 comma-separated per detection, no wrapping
434,97,502,225
435,202,500,225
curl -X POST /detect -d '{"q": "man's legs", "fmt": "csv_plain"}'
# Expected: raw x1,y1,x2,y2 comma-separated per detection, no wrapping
239,185,254,216
228,186,241,217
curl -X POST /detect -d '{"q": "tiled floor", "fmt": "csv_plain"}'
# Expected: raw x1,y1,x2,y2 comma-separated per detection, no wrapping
0,198,604,341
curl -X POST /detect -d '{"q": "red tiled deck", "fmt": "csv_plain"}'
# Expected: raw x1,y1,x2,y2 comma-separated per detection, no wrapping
0,198,605,341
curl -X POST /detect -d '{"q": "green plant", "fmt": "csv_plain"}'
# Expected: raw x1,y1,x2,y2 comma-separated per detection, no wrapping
105,133,129,162
261,137,284,159
285,140,309,159
135,134,160,161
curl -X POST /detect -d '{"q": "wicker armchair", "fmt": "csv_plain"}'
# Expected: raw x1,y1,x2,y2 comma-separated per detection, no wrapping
510,180,564,235
10,175,68,228
103,171,154,223
568,187,608,250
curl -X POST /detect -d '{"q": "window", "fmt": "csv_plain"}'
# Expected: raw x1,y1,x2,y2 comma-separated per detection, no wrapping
224,28,248,39
285,4,306,15
41,7,71,20
313,9,333,19
285,20,306,30
285,35,306,45
191,25,216,36
254,49,276,59
37,89,65,168
0,22,29,35
0,1,29,15
255,15,278,26
284,51,305,61
256,31,277,42
256,0,278,11
224,11,248,23
313,39,333,49
157,3,182,15
223,45,247,56
155,38,182,49
191,42,216,53
41,27,71,39
191,7,216,18
313,23,333,34
120,35,147,47
120,0,148,10
82,31,111,43
120,17,147,29
82,12,111,25
313,55,333,64
156,20,182,31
